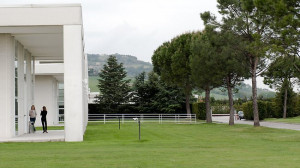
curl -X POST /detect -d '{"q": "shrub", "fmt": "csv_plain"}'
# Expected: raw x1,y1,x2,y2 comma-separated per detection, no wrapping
212,105,229,114
88,104,98,114
192,102,206,120
273,89,298,118
265,101,276,118
242,101,269,120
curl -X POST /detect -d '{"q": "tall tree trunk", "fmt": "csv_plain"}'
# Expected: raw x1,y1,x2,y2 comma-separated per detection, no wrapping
283,87,287,118
185,94,191,115
227,76,235,125
252,57,260,126
205,87,212,123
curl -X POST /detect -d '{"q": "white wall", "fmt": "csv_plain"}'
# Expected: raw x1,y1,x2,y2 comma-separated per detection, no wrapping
17,42,25,135
0,5,86,141
0,34,15,138
34,75,59,127
35,63,64,74
0,4,82,26
64,25,85,142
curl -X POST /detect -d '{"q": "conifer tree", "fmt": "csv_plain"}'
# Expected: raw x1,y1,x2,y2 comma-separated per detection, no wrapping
201,0,276,126
96,55,131,113
152,33,194,115
190,30,224,123
262,56,300,118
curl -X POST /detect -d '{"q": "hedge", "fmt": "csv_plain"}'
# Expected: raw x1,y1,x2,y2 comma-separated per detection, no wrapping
192,102,206,120
212,105,229,114
88,103,140,114
242,101,275,120
89,103,186,114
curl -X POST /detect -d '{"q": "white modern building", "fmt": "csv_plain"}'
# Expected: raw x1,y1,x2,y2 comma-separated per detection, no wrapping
0,4,88,142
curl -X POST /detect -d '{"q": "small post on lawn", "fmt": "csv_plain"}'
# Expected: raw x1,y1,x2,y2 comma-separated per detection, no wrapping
133,117,141,141
138,120,141,141
118,117,120,130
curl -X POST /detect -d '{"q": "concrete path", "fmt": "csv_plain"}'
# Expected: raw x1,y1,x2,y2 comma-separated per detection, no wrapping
0,130,64,143
213,116,300,131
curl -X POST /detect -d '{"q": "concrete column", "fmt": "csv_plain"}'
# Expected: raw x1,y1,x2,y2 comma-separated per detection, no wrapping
24,50,32,133
64,25,85,142
52,79,59,125
32,57,35,104
34,76,58,126
0,34,15,138
26,50,32,112
17,42,25,135
83,54,89,131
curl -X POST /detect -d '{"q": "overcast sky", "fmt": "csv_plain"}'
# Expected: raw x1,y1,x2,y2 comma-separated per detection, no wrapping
3,0,219,62
2,0,274,90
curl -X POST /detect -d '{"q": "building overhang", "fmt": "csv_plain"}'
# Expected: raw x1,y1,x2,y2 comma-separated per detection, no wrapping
0,4,83,61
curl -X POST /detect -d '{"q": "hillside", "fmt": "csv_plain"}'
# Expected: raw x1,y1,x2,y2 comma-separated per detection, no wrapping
208,83,276,100
88,53,153,78
87,53,275,99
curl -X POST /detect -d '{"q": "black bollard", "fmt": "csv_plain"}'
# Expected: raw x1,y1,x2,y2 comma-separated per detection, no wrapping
119,117,120,130
138,120,141,141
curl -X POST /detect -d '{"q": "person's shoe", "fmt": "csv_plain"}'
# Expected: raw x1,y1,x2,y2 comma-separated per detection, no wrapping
46,131,48,133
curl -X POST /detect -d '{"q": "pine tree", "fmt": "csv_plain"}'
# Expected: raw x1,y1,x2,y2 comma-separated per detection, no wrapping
132,72,159,113
262,56,300,118
152,33,194,115
96,55,131,113
132,71,185,113
190,30,224,123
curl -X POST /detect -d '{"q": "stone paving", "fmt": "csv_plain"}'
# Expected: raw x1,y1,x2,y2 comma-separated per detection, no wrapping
0,130,64,143
213,116,300,131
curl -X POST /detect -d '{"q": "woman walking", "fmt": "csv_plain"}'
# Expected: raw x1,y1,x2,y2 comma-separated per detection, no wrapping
29,105,37,132
41,106,48,133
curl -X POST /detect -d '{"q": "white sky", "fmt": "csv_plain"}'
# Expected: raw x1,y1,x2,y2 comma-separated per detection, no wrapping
3,0,219,62
1,0,272,90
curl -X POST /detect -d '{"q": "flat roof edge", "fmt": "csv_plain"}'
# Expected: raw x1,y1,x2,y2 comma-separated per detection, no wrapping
0,4,82,8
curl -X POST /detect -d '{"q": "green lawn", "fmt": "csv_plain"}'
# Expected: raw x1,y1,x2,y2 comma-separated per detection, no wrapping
35,126,64,131
89,76,99,92
264,116,300,124
89,76,135,92
1,122,300,168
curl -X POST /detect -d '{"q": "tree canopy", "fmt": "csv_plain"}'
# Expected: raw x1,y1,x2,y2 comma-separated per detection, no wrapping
132,71,186,113
152,32,194,114
96,55,131,113
190,30,224,123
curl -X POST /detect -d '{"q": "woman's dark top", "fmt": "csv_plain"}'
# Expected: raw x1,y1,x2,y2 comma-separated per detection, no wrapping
41,110,47,120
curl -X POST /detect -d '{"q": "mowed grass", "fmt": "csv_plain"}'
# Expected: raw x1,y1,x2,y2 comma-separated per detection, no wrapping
89,76,99,92
1,122,300,168
35,126,64,131
265,116,300,124
89,76,135,92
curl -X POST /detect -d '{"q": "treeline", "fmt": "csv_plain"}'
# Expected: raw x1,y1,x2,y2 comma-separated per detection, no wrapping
93,0,299,127
151,0,299,126
88,53,153,77
92,56,187,114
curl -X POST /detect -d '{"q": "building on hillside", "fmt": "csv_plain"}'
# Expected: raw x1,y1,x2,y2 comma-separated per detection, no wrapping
0,4,88,142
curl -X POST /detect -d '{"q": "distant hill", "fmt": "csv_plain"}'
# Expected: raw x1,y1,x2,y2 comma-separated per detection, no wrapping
208,83,276,100
87,53,275,99
88,53,153,78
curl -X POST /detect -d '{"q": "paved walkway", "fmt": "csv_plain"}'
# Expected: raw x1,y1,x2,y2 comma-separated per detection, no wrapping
0,130,65,143
213,116,300,131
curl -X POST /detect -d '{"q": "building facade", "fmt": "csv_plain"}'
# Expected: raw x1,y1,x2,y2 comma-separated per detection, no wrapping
0,4,88,142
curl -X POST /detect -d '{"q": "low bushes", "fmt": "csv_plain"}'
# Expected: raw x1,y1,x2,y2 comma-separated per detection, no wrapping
192,102,206,120
242,101,275,120
212,105,229,114
89,103,186,114
242,99,300,120
88,103,140,114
